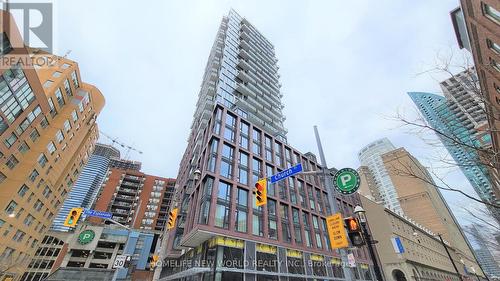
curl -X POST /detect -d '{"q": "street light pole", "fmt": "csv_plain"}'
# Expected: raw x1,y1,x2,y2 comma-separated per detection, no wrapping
313,126,355,281
354,206,384,281
437,234,464,281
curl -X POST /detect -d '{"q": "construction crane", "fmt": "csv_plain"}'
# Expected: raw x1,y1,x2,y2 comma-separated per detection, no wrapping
99,131,143,160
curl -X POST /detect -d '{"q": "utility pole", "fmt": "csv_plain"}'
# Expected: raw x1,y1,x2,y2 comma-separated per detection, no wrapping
314,126,354,281
437,234,464,281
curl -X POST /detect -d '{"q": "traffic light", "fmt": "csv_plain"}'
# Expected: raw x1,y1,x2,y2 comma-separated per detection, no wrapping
63,207,83,227
167,208,178,230
344,217,365,247
254,178,267,206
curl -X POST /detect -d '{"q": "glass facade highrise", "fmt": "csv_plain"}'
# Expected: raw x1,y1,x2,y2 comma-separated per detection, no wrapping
358,138,402,213
408,91,500,224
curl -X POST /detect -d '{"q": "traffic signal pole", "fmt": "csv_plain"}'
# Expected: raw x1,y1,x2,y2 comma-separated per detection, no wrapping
313,126,355,281
359,220,384,281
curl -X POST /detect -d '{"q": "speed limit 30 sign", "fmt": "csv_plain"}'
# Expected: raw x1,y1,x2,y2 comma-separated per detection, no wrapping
113,254,128,269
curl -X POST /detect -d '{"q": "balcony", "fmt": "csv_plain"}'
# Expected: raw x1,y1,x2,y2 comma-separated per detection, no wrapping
114,195,134,202
235,83,253,98
237,70,255,84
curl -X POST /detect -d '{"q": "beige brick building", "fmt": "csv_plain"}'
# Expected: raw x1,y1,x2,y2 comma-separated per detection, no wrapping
361,196,486,281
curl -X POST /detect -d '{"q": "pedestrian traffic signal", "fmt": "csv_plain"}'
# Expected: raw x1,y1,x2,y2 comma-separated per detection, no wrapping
344,217,365,247
63,208,83,227
255,179,267,206
167,208,178,230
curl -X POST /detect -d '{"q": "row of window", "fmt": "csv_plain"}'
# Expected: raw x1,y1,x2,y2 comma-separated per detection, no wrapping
213,108,319,175
197,177,332,250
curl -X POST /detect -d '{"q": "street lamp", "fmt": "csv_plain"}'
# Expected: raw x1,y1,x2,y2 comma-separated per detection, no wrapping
193,169,201,181
354,205,384,281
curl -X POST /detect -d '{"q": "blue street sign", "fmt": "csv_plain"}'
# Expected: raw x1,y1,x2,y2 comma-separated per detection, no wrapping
85,209,113,219
270,163,303,183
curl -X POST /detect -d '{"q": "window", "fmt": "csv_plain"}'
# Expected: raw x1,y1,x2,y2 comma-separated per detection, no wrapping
252,214,263,236
52,71,62,78
61,120,70,133
12,230,25,242
40,117,49,129
268,218,277,239
491,58,500,73
237,188,248,207
483,3,500,25
268,199,277,216
18,185,29,197
213,107,222,134
221,158,233,179
224,113,236,142
47,141,56,154
38,153,48,167
238,152,248,185
199,200,210,225
64,79,72,96
207,138,218,172
235,210,247,232
0,33,13,55
252,128,261,155
29,128,40,142
265,136,273,161
71,110,78,122
43,80,53,88
4,132,17,148
239,121,249,149
71,71,79,88
55,88,64,107
42,186,52,198
6,155,19,169
5,200,17,214
55,130,64,143
487,39,500,54
29,169,39,182
256,250,277,272
217,181,232,202
0,172,5,184
18,141,29,154
33,200,43,211
215,204,230,229
47,98,56,117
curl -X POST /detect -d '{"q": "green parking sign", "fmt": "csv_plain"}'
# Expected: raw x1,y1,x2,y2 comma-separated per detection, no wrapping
78,230,95,245
333,168,360,195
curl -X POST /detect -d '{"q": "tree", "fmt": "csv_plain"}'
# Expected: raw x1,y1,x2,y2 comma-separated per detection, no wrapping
393,50,500,223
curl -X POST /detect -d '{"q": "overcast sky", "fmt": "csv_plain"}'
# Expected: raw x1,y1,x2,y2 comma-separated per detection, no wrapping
45,0,495,225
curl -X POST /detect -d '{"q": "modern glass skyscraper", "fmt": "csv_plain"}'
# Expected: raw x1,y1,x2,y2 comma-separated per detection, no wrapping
358,138,402,213
464,224,500,279
408,91,500,224
158,10,374,281
50,144,120,232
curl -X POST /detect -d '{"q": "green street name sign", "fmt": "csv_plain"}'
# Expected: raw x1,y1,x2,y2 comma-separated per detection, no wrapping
333,168,361,195
78,230,95,245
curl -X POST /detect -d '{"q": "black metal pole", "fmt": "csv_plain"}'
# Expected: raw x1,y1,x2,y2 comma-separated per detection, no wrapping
437,234,463,281
361,222,384,281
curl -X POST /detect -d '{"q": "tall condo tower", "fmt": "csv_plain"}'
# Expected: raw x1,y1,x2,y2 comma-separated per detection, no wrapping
159,10,374,281
409,91,500,224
